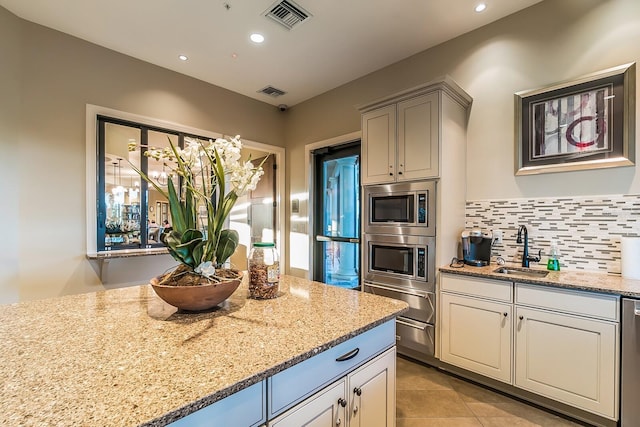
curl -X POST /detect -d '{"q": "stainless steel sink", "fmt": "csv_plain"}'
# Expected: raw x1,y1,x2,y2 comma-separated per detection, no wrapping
492,267,549,279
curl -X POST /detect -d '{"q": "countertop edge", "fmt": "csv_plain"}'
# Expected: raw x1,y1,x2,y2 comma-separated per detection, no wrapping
439,264,640,298
141,311,406,426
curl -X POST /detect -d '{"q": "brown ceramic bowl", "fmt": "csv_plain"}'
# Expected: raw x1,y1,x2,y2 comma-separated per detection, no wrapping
150,272,242,311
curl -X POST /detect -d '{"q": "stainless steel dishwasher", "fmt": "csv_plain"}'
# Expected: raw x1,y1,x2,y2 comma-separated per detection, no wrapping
621,298,640,426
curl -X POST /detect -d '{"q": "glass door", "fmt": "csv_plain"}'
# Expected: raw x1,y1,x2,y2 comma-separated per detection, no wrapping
313,141,360,289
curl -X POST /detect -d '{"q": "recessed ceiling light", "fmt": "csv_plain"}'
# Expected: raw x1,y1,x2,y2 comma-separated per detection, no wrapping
250,33,265,43
475,3,487,12
178,54,188,61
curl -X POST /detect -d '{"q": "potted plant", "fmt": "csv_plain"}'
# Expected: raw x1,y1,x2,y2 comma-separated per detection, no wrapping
131,135,265,310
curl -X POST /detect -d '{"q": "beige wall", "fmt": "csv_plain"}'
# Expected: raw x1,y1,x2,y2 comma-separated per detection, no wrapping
0,6,22,303
285,0,640,205
282,0,640,278
1,8,284,301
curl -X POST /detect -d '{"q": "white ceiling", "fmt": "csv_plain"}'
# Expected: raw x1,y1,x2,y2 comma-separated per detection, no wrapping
1,0,543,107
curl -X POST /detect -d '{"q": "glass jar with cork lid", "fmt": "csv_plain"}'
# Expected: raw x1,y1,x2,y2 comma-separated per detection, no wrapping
248,242,280,299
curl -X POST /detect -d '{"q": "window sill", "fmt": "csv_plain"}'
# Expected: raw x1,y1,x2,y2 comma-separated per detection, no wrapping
87,247,169,260
87,248,170,281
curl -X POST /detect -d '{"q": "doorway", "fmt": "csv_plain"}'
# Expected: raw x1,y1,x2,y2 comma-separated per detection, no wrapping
312,141,361,289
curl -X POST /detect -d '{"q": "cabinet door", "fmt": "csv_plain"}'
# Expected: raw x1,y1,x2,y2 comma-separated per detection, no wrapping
362,105,396,185
268,379,347,427
347,347,396,427
397,93,439,180
440,293,512,383
515,307,618,419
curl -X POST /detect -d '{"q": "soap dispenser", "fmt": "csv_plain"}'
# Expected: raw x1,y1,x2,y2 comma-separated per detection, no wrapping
547,241,560,271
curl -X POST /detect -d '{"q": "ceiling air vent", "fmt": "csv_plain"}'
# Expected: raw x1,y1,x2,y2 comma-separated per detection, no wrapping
258,86,287,97
264,0,311,30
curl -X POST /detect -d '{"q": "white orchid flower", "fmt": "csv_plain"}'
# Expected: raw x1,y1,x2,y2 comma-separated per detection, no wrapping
195,261,216,278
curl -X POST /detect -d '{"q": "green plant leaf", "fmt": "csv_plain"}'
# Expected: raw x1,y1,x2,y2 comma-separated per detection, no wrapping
166,176,187,233
164,229,204,268
165,231,187,264
215,229,239,266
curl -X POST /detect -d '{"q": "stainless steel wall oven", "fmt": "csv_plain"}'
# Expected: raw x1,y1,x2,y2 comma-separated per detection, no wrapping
363,180,438,362
364,234,435,291
363,181,435,236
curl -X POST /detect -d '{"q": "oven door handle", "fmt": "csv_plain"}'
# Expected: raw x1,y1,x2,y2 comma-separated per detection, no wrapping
364,281,428,298
396,318,428,331
316,235,360,243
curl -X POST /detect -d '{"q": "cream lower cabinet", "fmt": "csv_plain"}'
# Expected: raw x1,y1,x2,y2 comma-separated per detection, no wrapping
269,347,396,427
440,274,620,421
514,284,619,419
440,293,512,383
269,378,348,427
347,347,396,427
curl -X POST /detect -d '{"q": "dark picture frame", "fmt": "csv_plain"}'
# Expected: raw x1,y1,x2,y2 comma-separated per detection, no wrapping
515,63,635,175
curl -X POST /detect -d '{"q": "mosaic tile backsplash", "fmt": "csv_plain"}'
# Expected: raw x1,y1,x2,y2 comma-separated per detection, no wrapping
465,194,640,273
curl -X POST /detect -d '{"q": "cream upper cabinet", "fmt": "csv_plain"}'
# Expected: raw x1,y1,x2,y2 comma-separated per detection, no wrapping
397,93,439,181
361,105,396,184
361,93,439,185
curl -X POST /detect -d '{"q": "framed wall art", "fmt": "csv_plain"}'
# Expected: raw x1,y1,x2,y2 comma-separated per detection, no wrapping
515,62,635,175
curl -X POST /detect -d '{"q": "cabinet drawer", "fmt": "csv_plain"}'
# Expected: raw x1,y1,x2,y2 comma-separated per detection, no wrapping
515,283,619,321
268,320,395,418
168,380,266,427
441,274,512,302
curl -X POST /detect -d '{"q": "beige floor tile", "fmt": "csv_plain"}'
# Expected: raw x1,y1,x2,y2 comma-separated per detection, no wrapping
396,389,474,418
477,417,547,427
397,417,483,427
466,402,529,417
397,358,453,391
478,416,586,427
396,356,586,427
468,402,584,426
447,376,514,404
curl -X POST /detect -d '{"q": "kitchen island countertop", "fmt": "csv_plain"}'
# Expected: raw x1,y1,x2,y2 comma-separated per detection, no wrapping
0,275,408,426
440,262,640,298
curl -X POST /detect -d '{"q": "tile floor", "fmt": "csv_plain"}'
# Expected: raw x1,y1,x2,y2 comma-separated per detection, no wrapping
396,356,587,427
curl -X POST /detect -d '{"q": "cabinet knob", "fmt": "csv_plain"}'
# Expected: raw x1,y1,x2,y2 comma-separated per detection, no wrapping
354,387,362,396
519,315,524,320
398,171,403,175
336,419,342,426
389,173,393,176
353,405,359,414
503,312,508,317
338,398,347,407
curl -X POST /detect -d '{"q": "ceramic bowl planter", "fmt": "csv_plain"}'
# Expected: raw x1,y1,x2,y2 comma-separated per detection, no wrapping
150,271,243,311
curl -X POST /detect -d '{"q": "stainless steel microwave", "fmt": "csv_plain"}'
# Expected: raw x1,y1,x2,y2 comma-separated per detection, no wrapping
363,234,436,293
363,181,436,236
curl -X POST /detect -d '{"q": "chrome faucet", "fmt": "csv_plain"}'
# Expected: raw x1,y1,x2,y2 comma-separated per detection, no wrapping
516,225,541,267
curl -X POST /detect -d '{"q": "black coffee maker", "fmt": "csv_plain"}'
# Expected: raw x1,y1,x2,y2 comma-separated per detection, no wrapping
461,229,493,266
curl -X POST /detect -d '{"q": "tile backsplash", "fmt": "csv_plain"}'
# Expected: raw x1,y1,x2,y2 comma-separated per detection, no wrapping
465,194,640,273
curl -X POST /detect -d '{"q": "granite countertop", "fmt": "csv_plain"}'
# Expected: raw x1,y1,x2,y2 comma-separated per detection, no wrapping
440,262,640,298
0,275,408,426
